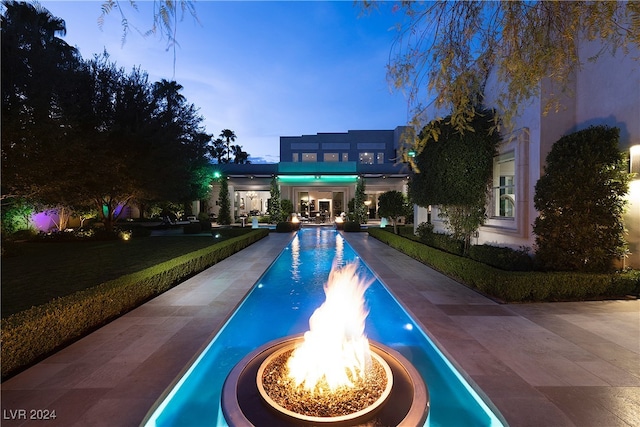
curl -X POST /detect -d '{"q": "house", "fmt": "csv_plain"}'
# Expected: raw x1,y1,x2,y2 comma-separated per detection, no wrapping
201,128,411,223
414,38,640,268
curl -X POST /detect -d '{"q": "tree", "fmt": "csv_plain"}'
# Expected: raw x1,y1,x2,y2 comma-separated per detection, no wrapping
269,176,283,223
281,199,294,220
351,177,368,224
231,144,251,164
2,2,212,231
153,79,185,116
409,108,501,253
98,0,198,77
217,176,232,225
380,1,640,159
533,126,631,272
219,129,237,163
1,0,80,200
0,198,34,235
209,138,227,164
378,191,410,235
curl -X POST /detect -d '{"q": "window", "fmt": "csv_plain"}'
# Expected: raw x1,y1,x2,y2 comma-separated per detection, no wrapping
376,153,384,164
492,152,515,217
292,153,299,162
323,153,339,162
341,153,349,162
359,152,374,164
302,153,317,162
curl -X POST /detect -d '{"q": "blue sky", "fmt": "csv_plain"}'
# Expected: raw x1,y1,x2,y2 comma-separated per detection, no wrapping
41,1,410,163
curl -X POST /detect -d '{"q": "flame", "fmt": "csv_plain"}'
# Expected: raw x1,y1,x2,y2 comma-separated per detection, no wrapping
287,262,373,393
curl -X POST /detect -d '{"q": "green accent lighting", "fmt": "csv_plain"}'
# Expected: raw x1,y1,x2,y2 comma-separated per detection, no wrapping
277,175,359,184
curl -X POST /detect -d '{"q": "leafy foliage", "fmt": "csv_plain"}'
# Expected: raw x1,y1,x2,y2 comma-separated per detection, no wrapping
217,177,232,225
269,176,283,223
369,228,639,303
98,0,198,54
349,177,368,224
377,190,411,234
409,109,500,252
380,1,640,159
416,221,464,256
1,3,212,231
468,244,533,272
281,199,294,219
533,126,631,272
0,198,34,235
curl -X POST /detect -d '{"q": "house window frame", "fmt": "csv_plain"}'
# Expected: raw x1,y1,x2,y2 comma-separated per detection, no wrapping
491,151,516,218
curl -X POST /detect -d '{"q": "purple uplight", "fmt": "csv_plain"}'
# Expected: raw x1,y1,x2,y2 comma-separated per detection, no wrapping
30,211,57,232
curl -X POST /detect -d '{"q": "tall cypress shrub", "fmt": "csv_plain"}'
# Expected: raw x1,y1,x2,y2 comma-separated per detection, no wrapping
269,176,283,223
217,177,232,225
533,125,631,272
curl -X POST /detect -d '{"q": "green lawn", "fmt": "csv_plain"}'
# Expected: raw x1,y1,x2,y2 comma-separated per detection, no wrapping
1,233,236,317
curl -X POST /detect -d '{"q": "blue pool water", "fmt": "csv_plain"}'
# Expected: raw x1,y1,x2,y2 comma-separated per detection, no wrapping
143,228,506,426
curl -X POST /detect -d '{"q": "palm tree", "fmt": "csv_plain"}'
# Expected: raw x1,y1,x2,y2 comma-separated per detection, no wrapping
231,144,251,164
209,137,227,163
219,129,236,163
152,79,185,115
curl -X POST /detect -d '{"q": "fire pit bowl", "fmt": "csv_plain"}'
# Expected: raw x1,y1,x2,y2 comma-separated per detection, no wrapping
221,335,429,426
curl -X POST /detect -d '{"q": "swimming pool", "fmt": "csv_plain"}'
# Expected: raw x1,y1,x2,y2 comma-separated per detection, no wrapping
143,228,506,426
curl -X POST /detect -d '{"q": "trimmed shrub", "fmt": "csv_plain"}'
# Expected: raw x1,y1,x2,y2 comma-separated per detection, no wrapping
368,228,639,303
1,229,269,380
416,222,464,255
343,221,362,232
468,244,533,271
533,126,631,272
212,228,253,238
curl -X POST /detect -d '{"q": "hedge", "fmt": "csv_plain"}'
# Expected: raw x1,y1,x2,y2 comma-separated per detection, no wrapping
1,228,269,380
367,228,639,303
468,244,534,271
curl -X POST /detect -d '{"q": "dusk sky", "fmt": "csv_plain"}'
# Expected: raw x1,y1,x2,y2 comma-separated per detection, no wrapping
41,1,412,163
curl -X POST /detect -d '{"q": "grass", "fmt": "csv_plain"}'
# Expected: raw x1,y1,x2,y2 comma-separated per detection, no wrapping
1,230,243,317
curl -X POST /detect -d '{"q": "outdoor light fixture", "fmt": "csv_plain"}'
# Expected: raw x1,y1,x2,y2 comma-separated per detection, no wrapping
407,150,417,158
630,145,640,177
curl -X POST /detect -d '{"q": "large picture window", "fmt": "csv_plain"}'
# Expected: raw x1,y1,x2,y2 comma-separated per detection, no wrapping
492,151,515,218
302,153,317,162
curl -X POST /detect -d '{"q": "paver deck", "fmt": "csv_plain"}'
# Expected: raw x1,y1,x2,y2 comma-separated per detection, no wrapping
2,230,639,426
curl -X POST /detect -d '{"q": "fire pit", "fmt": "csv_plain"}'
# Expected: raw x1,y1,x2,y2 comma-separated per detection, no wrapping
222,335,428,426
257,340,393,422
221,262,429,426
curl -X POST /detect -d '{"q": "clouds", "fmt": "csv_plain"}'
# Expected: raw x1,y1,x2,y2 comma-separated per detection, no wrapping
42,1,409,163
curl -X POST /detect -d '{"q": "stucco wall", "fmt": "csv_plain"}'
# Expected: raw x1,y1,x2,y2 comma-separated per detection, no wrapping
414,38,640,268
